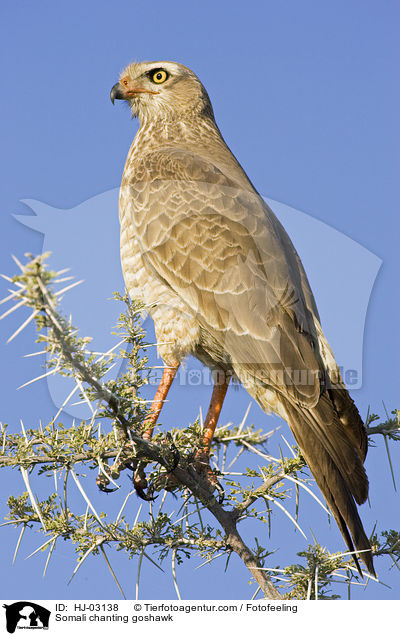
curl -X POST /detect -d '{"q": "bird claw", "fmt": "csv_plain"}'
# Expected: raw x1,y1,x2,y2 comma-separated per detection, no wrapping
131,435,180,501
134,484,158,501
96,473,118,493
98,483,119,493
132,465,158,501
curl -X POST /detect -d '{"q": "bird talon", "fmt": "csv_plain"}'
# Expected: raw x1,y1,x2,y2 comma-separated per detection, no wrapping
98,483,119,494
133,472,158,501
134,484,158,501
132,464,158,501
96,473,118,493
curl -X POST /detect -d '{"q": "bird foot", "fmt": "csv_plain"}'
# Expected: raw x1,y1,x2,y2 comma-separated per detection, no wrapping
132,466,157,501
193,451,218,484
193,451,225,503
131,439,181,501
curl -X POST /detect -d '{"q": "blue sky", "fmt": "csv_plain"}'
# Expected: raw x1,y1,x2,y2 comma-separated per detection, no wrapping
0,0,399,601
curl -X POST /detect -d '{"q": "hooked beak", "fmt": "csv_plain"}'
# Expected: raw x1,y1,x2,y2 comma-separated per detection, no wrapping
110,81,159,104
110,82,126,104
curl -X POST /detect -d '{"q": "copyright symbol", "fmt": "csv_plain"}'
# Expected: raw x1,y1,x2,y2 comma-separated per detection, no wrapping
134,604,142,612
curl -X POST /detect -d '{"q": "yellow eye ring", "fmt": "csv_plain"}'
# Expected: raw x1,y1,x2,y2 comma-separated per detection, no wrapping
151,69,169,84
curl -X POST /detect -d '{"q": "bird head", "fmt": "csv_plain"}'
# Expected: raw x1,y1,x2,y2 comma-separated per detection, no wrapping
110,61,214,122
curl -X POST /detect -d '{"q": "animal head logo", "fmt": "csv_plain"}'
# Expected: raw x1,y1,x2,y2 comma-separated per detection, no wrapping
3,602,50,633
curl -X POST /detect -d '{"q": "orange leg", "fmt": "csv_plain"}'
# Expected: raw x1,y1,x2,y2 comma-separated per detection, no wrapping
195,371,231,464
133,362,180,498
143,362,180,441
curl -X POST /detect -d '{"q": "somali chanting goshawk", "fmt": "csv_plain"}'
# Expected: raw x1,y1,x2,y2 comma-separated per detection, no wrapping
110,60,375,577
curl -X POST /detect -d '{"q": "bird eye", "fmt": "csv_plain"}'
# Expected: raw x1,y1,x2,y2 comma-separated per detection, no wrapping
151,69,169,84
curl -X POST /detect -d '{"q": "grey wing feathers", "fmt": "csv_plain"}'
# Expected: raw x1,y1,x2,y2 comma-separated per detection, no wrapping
123,145,373,575
124,146,326,406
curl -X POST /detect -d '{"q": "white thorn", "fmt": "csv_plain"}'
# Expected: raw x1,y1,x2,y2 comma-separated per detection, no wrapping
17,366,59,390
0,298,27,321
54,279,84,297
7,309,39,343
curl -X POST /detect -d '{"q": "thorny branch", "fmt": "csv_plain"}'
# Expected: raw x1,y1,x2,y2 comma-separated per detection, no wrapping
0,254,399,599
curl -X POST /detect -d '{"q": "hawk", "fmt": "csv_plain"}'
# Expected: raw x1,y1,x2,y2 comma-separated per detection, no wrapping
110,60,375,576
